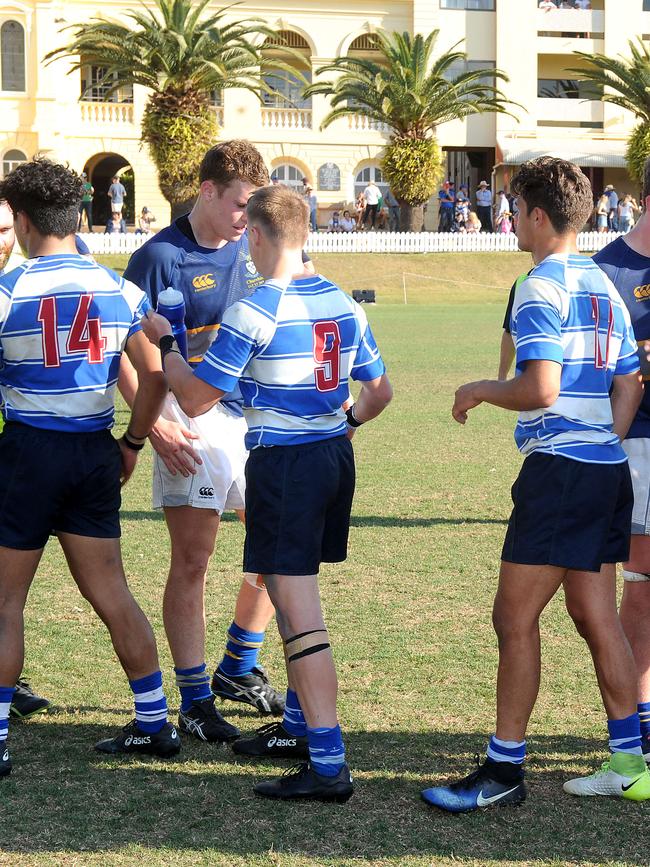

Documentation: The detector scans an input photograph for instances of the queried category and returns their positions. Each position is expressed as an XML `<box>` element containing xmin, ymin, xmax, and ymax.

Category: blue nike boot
<box><xmin>421</xmin><ymin>756</ymin><xmax>526</xmax><ymax>813</ymax></box>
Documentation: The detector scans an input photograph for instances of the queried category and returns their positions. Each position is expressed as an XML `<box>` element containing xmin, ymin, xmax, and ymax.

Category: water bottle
<box><xmin>156</xmin><ymin>287</ymin><xmax>187</xmax><ymax>361</ymax></box>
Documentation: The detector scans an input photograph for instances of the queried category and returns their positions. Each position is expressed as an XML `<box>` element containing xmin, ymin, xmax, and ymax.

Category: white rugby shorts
<box><xmin>152</xmin><ymin>393</ymin><xmax>247</xmax><ymax>513</ymax></box>
<box><xmin>623</xmin><ymin>437</ymin><xmax>650</xmax><ymax>536</ymax></box>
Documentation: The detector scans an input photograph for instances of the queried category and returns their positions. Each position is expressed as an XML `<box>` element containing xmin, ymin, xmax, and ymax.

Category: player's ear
<box><xmin>200</xmin><ymin>179</ymin><xmax>217</xmax><ymax>201</ymax></box>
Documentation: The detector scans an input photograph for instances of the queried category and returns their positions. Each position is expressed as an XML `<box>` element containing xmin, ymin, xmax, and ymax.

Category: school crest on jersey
<box><xmin>245</xmin><ymin>258</ymin><xmax>256</xmax><ymax>275</ymax></box>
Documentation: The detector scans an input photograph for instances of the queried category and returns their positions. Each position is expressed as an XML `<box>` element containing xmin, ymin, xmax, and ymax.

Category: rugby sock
<box><xmin>0</xmin><ymin>686</ymin><xmax>15</xmax><ymax>745</ymax></box>
<box><xmin>608</xmin><ymin>713</ymin><xmax>643</xmax><ymax>756</ymax></box>
<box><xmin>174</xmin><ymin>663</ymin><xmax>212</xmax><ymax>713</ymax></box>
<box><xmin>638</xmin><ymin>701</ymin><xmax>650</xmax><ymax>743</ymax></box>
<box><xmin>307</xmin><ymin>724</ymin><xmax>346</xmax><ymax>777</ymax></box>
<box><xmin>130</xmin><ymin>671</ymin><xmax>167</xmax><ymax>734</ymax></box>
<box><xmin>282</xmin><ymin>689</ymin><xmax>306</xmax><ymax>736</ymax></box>
<box><xmin>486</xmin><ymin>735</ymin><xmax>526</xmax><ymax>764</ymax></box>
<box><xmin>218</xmin><ymin>622</ymin><xmax>265</xmax><ymax>678</ymax></box>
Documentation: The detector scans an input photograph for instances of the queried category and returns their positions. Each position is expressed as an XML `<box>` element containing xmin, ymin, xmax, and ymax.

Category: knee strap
<box><xmin>284</xmin><ymin>629</ymin><xmax>330</xmax><ymax>663</ymax></box>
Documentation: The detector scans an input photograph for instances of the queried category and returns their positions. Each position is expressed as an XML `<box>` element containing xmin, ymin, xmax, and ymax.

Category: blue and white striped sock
<box><xmin>218</xmin><ymin>622</ymin><xmax>265</xmax><ymax>678</ymax></box>
<box><xmin>0</xmin><ymin>686</ymin><xmax>15</xmax><ymax>745</ymax></box>
<box><xmin>130</xmin><ymin>671</ymin><xmax>168</xmax><ymax>734</ymax></box>
<box><xmin>282</xmin><ymin>689</ymin><xmax>306</xmax><ymax>736</ymax></box>
<box><xmin>174</xmin><ymin>663</ymin><xmax>212</xmax><ymax>713</ymax></box>
<box><xmin>608</xmin><ymin>713</ymin><xmax>642</xmax><ymax>755</ymax></box>
<box><xmin>307</xmin><ymin>724</ymin><xmax>346</xmax><ymax>777</ymax></box>
<box><xmin>638</xmin><ymin>702</ymin><xmax>650</xmax><ymax>744</ymax></box>
<box><xmin>487</xmin><ymin>735</ymin><xmax>526</xmax><ymax>764</ymax></box>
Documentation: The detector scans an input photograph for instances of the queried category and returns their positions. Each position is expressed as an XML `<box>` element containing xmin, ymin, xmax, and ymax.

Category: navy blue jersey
<box><xmin>124</xmin><ymin>218</ymin><xmax>265</xmax><ymax>415</ymax></box>
<box><xmin>594</xmin><ymin>237</ymin><xmax>650</xmax><ymax>439</ymax></box>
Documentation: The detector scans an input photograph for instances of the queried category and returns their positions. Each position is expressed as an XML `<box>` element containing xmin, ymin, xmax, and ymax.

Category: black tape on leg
<box><xmin>288</xmin><ymin>643</ymin><xmax>331</xmax><ymax>663</ymax></box>
<box><xmin>284</xmin><ymin>628</ymin><xmax>330</xmax><ymax>663</ymax></box>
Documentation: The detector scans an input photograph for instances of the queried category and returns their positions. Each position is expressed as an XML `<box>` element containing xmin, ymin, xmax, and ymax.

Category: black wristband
<box><xmin>122</xmin><ymin>432</ymin><xmax>145</xmax><ymax>451</ymax></box>
<box><xmin>159</xmin><ymin>334</ymin><xmax>181</xmax><ymax>369</ymax></box>
<box><xmin>345</xmin><ymin>405</ymin><xmax>363</xmax><ymax>428</ymax></box>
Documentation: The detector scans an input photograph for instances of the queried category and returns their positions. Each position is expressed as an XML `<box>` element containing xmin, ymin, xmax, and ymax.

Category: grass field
<box><xmin>1</xmin><ymin>253</ymin><xmax>647</xmax><ymax>867</ymax></box>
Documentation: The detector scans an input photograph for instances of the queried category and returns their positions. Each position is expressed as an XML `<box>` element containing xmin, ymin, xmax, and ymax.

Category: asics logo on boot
<box><xmin>171</xmin><ymin>728</ymin><xmax>178</xmax><ymax>739</ymax></box>
<box><xmin>476</xmin><ymin>785</ymin><xmax>520</xmax><ymax>806</ymax></box>
<box><xmin>2</xmin><ymin>749</ymin><xmax>7</xmax><ymax>761</ymax></box>
<box><xmin>267</xmin><ymin>736</ymin><xmax>296</xmax><ymax>748</ymax></box>
<box><xmin>124</xmin><ymin>735</ymin><xmax>152</xmax><ymax>747</ymax></box>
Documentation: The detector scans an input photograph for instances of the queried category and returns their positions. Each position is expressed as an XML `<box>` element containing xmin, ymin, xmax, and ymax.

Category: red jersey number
<box><xmin>38</xmin><ymin>294</ymin><xmax>106</xmax><ymax>368</ymax></box>
<box><xmin>313</xmin><ymin>320</ymin><xmax>341</xmax><ymax>392</ymax></box>
<box><xmin>590</xmin><ymin>295</ymin><xmax>613</xmax><ymax>370</ymax></box>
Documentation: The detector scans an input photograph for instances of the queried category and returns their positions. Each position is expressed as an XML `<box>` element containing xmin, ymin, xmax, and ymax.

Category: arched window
<box><xmin>271</xmin><ymin>164</ymin><xmax>306</xmax><ymax>192</ymax></box>
<box><xmin>262</xmin><ymin>31</ymin><xmax>311</xmax><ymax>109</ymax></box>
<box><xmin>2</xmin><ymin>149</ymin><xmax>26</xmax><ymax>178</ymax></box>
<box><xmin>1</xmin><ymin>21</ymin><xmax>25</xmax><ymax>92</ymax></box>
<box><xmin>354</xmin><ymin>165</ymin><xmax>388</xmax><ymax>199</ymax></box>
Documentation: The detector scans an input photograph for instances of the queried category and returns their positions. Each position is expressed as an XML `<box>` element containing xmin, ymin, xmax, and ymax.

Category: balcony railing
<box><xmin>537</xmin><ymin>8</ymin><xmax>604</xmax><ymax>35</ymax></box>
<box><xmin>80</xmin><ymin>101</ymin><xmax>134</xmax><ymax>124</ymax></box>
<box><xmin>260</xmin><ymin>107</ymin><xmax>312</xmax><ymax>129</ymax></box>
<box><xmin>347</xmin><ymin>114</ymin><xmax>391</xmax><ymax>133</ymax></box>
<box><xmin>537</xmin><ymin>97</ymin><xmax>604</xmax><ymax>125</ymax></box>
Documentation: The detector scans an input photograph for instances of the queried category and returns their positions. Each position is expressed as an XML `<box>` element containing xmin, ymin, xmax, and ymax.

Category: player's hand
<box><xmin>118</xmin><ymin>436</ymin><xmax>139</xmax><ymax>486</ymax></box>
<box><xmin>149</xmin><ymin>416</ymin><xmax>201</xmax><ymax>477</ymax></box>
<box><xmin>452</xmin><ymin>382</ymin><xmax>483</xmax><ymax>424</ymax></box>
<box><xmin>141</xmin><ymin>309</ymin><xmax>172</xmax><ymax>345</ymax></box>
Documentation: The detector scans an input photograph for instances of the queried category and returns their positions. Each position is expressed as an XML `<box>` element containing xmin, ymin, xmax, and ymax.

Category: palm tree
<box><xmin>570</xmin><ymin>39</ymin><xmax>650</xmax><ymax>186</ymax></box>
<box><xmin>46</xmin><ymin>0</ymin><xmax>298</xmax><ymax>219</ymax></box>
<box><xmin>304</xmin><ymin>30</ymin><xmax>514</xmax><ymax>231</ymax></box>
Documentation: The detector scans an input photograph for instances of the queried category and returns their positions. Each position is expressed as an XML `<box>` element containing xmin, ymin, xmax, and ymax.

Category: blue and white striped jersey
<box><xmin>511</xmin><ymin>253</ymin><xmax>639</xmax><ymax>464</ymax></box>
<box><xmin>0</xmin><ymin>254</ymin><xmax>148</xmax><ymax>432</ymax></box>
<box><xmin>195</xmin><ymin>274</ymin><xmax>386</xmax><ymax>449</ymax></box>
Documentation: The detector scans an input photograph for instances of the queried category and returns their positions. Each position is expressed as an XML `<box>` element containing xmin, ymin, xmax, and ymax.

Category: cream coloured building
<box><xmin>0</xmin><ymin>0</ymin><xmax>646</xmax><ymax>228</ymax></box>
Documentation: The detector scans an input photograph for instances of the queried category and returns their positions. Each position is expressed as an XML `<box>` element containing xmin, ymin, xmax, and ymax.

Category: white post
<box><xmin>402</xmin><ymin>273</ymin><xmax>407</xmax><ymax>305</ymax></box>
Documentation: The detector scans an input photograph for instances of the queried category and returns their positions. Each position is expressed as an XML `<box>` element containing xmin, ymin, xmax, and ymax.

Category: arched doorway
<box><xmin>84</xmin><ymin>153</ymin><xmax>134</xmax><ymax>227</ymax></box>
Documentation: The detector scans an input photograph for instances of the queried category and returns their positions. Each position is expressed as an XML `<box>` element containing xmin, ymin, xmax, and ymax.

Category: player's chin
<box><xmin>228</xmin><ymin>227</ymin><xmax>246</xmax><ymax>240</ymax></box>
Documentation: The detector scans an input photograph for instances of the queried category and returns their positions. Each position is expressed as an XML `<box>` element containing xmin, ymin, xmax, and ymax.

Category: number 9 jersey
<box><xmin>195</xmin><ymin>274</ymin><xmax>385</xmax><ymax>449</ymax></box>
<box><xmin>0</xmin><ymin>254</ymin><xmax>148</xmax><ymax>432</ymax></box>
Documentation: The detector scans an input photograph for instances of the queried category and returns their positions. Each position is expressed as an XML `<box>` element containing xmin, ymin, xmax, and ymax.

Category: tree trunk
<box><xmin>399</xmin><ymin>202</ymin><xmax>425</xmax><ymax>233</ymax></box>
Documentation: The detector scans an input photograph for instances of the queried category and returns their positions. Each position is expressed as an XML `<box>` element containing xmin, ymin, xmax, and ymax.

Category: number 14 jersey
<box><xmin>195</xmin><ymin>274</ymin><xmax>385</xmax><ymax>449</ymax></box>
<box><xmin>0</xmin><ymin>254</ymin><xmax>148</xmax><ymax>432</ymax></box>
<box><xmin>511</xmin><ymin>253</ymin><xmax>639</xmax><ymax>464</ymax></box>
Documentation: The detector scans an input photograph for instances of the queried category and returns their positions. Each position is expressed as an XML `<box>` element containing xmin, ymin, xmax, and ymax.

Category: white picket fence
<box><xmin>78</xmin><ymin>230</ymin><xmax>623</xmax><ymax>256</ymax></box>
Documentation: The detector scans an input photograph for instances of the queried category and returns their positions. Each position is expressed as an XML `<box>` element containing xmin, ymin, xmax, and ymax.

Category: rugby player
<box><xmin>0</xmin><ymin>159</ymin><xmax>179</xmax><ymax>777</ymax></box>
<box><xmin>593</xmin><ymin>156</ymin><xmax>650</xmax><ymax>765</ymax></box>
<box><xmin>142</xmin><ymin>185</ymin><xmax>392</xmax><ymax>802</ymax></box>
<box><xmin>120</xmin><ymin>141</ymin><xmax>306</xmax><ymax>742</ymax></box>
<box><xmin>424</xmin><ymin>157</ymin><xmax>650</xmax><ymax>812</ymax></box>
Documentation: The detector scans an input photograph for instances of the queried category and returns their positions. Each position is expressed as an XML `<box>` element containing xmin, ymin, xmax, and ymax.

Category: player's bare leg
<box><xmin>620</xmin><ymin>534</ymin><xmax>650</xmax><ymax>759</ymax></box>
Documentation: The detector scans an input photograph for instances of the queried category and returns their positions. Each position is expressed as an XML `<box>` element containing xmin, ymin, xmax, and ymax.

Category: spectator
<box><xmin>327</xmin><ymin>211</ymin><xmax>342</xmax><ymax>232</ymax></box>
<box><xmin>605</xmin><ymin>184</ymin><xmax>619</xmax><ymax>231</ymax></box>
<box><xmin>384</xmin><ymin>189</ymin><xmax>400</xmax><ymax>231</ymax></box>
<box><xmin>306</xmin><ymin>186</ymin><xmax>318</xmax><ymax>231</ymax></box>
<box><xmin>596</xmin><ymin>193</ymin><xmax>610</xmax><ymax>233</ymax></box>
<box><xmin>455</xmin><ymin>192</ymin><xmax>470</xmax><ymax>231</ymax></box>
<box><xmin>466</xmin><ymin>211</ymin><xmax>482</xmax><ymax>234</ymax></box>
<box><xmin>618</xmin><ymin>194</ymin><xmax>635</xmax><ymax>234</ymax></box>
<box><xmin>105</xmin><ymin>210</ymin><xmax>126</xmax><ymax>234</ymax></box>
<box><xmin>438</xmin><ymin>182</ymin><xmax>455</xmax><ymax>232</ymax></box>
<box><xmin>108</xmin><ymin>175</ymin><xmax>127</xmax><ymax>216</ymax></box>
<box><xmin>496</xmin><ymin>209</ymin><xmax>513</xmax><ymax>235</ymax></box>
<box><xmin>78</xmin><ymin>172</ymin><xmax>94</xmax><ymax>232</ymax></box>
<box><xmin>476</xmin><ymin>180</ymin><xmax>493</xmax><ymax>232</ymax></box>
<box><xmin>355</xmin><ymin>192</ymin><xmax>366</xmax><ymax>229</ymax></box>
<box><xmin>362</xmin><ymin>179</ymin><xmax>381</xmax><ymax>229</ymax></box>
<box><xmin>340</xmin><ymin>210</ymin><xmax>356</xmax><ymax>232</ymax></box>
<box><xmin>538</xmin><ymin>0</ymin><xmax>557</xmax><ymax>8</ymax></box>
<box><xmin>135</xmin><ymin>207</ymin><xmax>156</xmax><ymax>235</ymax></box>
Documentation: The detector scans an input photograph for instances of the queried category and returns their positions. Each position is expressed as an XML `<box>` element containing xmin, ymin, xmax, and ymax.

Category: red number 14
<box><xmin>37</xmin><ymin>294</ymin><xmax>106</xmax><ymax>368</ymax></box>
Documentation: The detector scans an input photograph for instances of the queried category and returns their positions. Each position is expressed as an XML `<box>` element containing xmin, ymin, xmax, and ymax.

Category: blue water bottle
<box><xmin>156</xmin><ymin>287</ymin><xmax>188</xmax><ymax>361</ymax></box>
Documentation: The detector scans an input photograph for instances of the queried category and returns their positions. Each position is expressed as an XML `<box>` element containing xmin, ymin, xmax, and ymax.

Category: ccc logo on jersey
<box><xmin>192</xmin><ymin>273</ymin><xmax>216</xmax><ymax>291</ymax></box>
<box><xmin>634</xmin><ymin>284</ymin><xmax>650</xmax><ymax>300</ymax></box>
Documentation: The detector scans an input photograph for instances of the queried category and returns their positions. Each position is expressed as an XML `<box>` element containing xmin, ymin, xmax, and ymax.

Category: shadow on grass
<box><xmin>121</xmin><ymin>511</ymin><xmax>241</xmax><ymax>523</ymax></box>
<box><xmin>1</xmin><ymin>721</ymin><xmax>647</xmax><ymax>864</ymax></box>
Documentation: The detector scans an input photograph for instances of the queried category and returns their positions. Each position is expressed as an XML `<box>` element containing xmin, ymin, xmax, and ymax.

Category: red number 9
<box><xmin>313</xmin><ymin>320</ymin><xmax>341</xmax><ymax>392</ymax></box>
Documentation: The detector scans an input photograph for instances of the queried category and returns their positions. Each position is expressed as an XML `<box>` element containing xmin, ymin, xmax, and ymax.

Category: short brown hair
<box><xmin>199</xmin><ymin>140</ymin><xmax>269</xmax><ymax>190</ymax></box>
<box><xmin>641</xmin><ymin>156</ymin><xmax>650</xmax><ymax>204</ymax></box>
<box><xmin>246</xmin><ymin>186</ymin><xmax>309</xmax><ymax>248</ymax></box>
<box><xmin>511</xmin><ymin>156</ymin><xmax>593</xmax><ymax>234</ymax></box>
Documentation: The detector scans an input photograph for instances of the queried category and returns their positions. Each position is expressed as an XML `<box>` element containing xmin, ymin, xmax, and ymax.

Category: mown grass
<box><xmin>1</xmin><ymin>253</ymin><xmax>646</xmax><ymax>867</ymax></box>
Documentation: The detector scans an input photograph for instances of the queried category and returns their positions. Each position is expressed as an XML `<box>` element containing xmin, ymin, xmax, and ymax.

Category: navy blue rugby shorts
<box><xmin>0</xmin><ymin>422</ymin><xmax>122</xmax><ymax>550</ymax></box>
<box><xmin>502</xmin><ymin>451</ymin><xmax>632</xmax><ymax>572</ymax></box>
<box><xmin>243</xmin><ymin>435</ymin><xmax>355</xmax><ymax>576</ymax></box>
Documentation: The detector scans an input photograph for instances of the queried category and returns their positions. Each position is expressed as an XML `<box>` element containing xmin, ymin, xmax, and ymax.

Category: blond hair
<box><xmin>246</xmin><ymin>185</ymin><xmax>309</xmax><ymax>247</ymax></box>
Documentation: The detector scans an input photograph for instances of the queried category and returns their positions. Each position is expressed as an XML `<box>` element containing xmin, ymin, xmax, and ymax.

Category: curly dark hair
<box><xmin>199</xmin><ymin>140</ymin><xmax>269</xmax><ymax>191</ymax></box>
<box><xmin>0</xmin><ymin>158</ymin><xmax>83</xmax><ymax>238</ymax></box>
<box><xmin>511</xmin><ymin>157</ymin><xmax>593</xmax><ymax>235</ymax></box>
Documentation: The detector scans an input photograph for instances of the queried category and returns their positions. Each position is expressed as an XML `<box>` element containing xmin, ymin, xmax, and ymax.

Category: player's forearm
<box><xmin>164</xmin><ymin>351</ymin><xmax>223</xmax><ymax>418</ymax></box>
<box><xmin>353</xmin><ymin>374</ymin><xmax>393</xmax><ymax>423</ymax></box>
<box><xmin>497</xmin><ymin>332</ymin><xmax>516</xmax><ymax>381</ymax></box>
<box><xmin>118</xmin><ymin>353</ymin><xmax>138</xmax><ymax>409</ymax></box>
<box><xmin>128</xmin><ymin>371</ymin><xmax>167</xmax><ymax>439</ymax></box>
<box><xmin>611</xmin><ymin>374</ymin><xmax>643</xmax><ymax>441</ymax></box>
<box><xmin>471</xmin><ymin>372</ymin><xmax>559</xmax><ymax>412</ymax></box>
